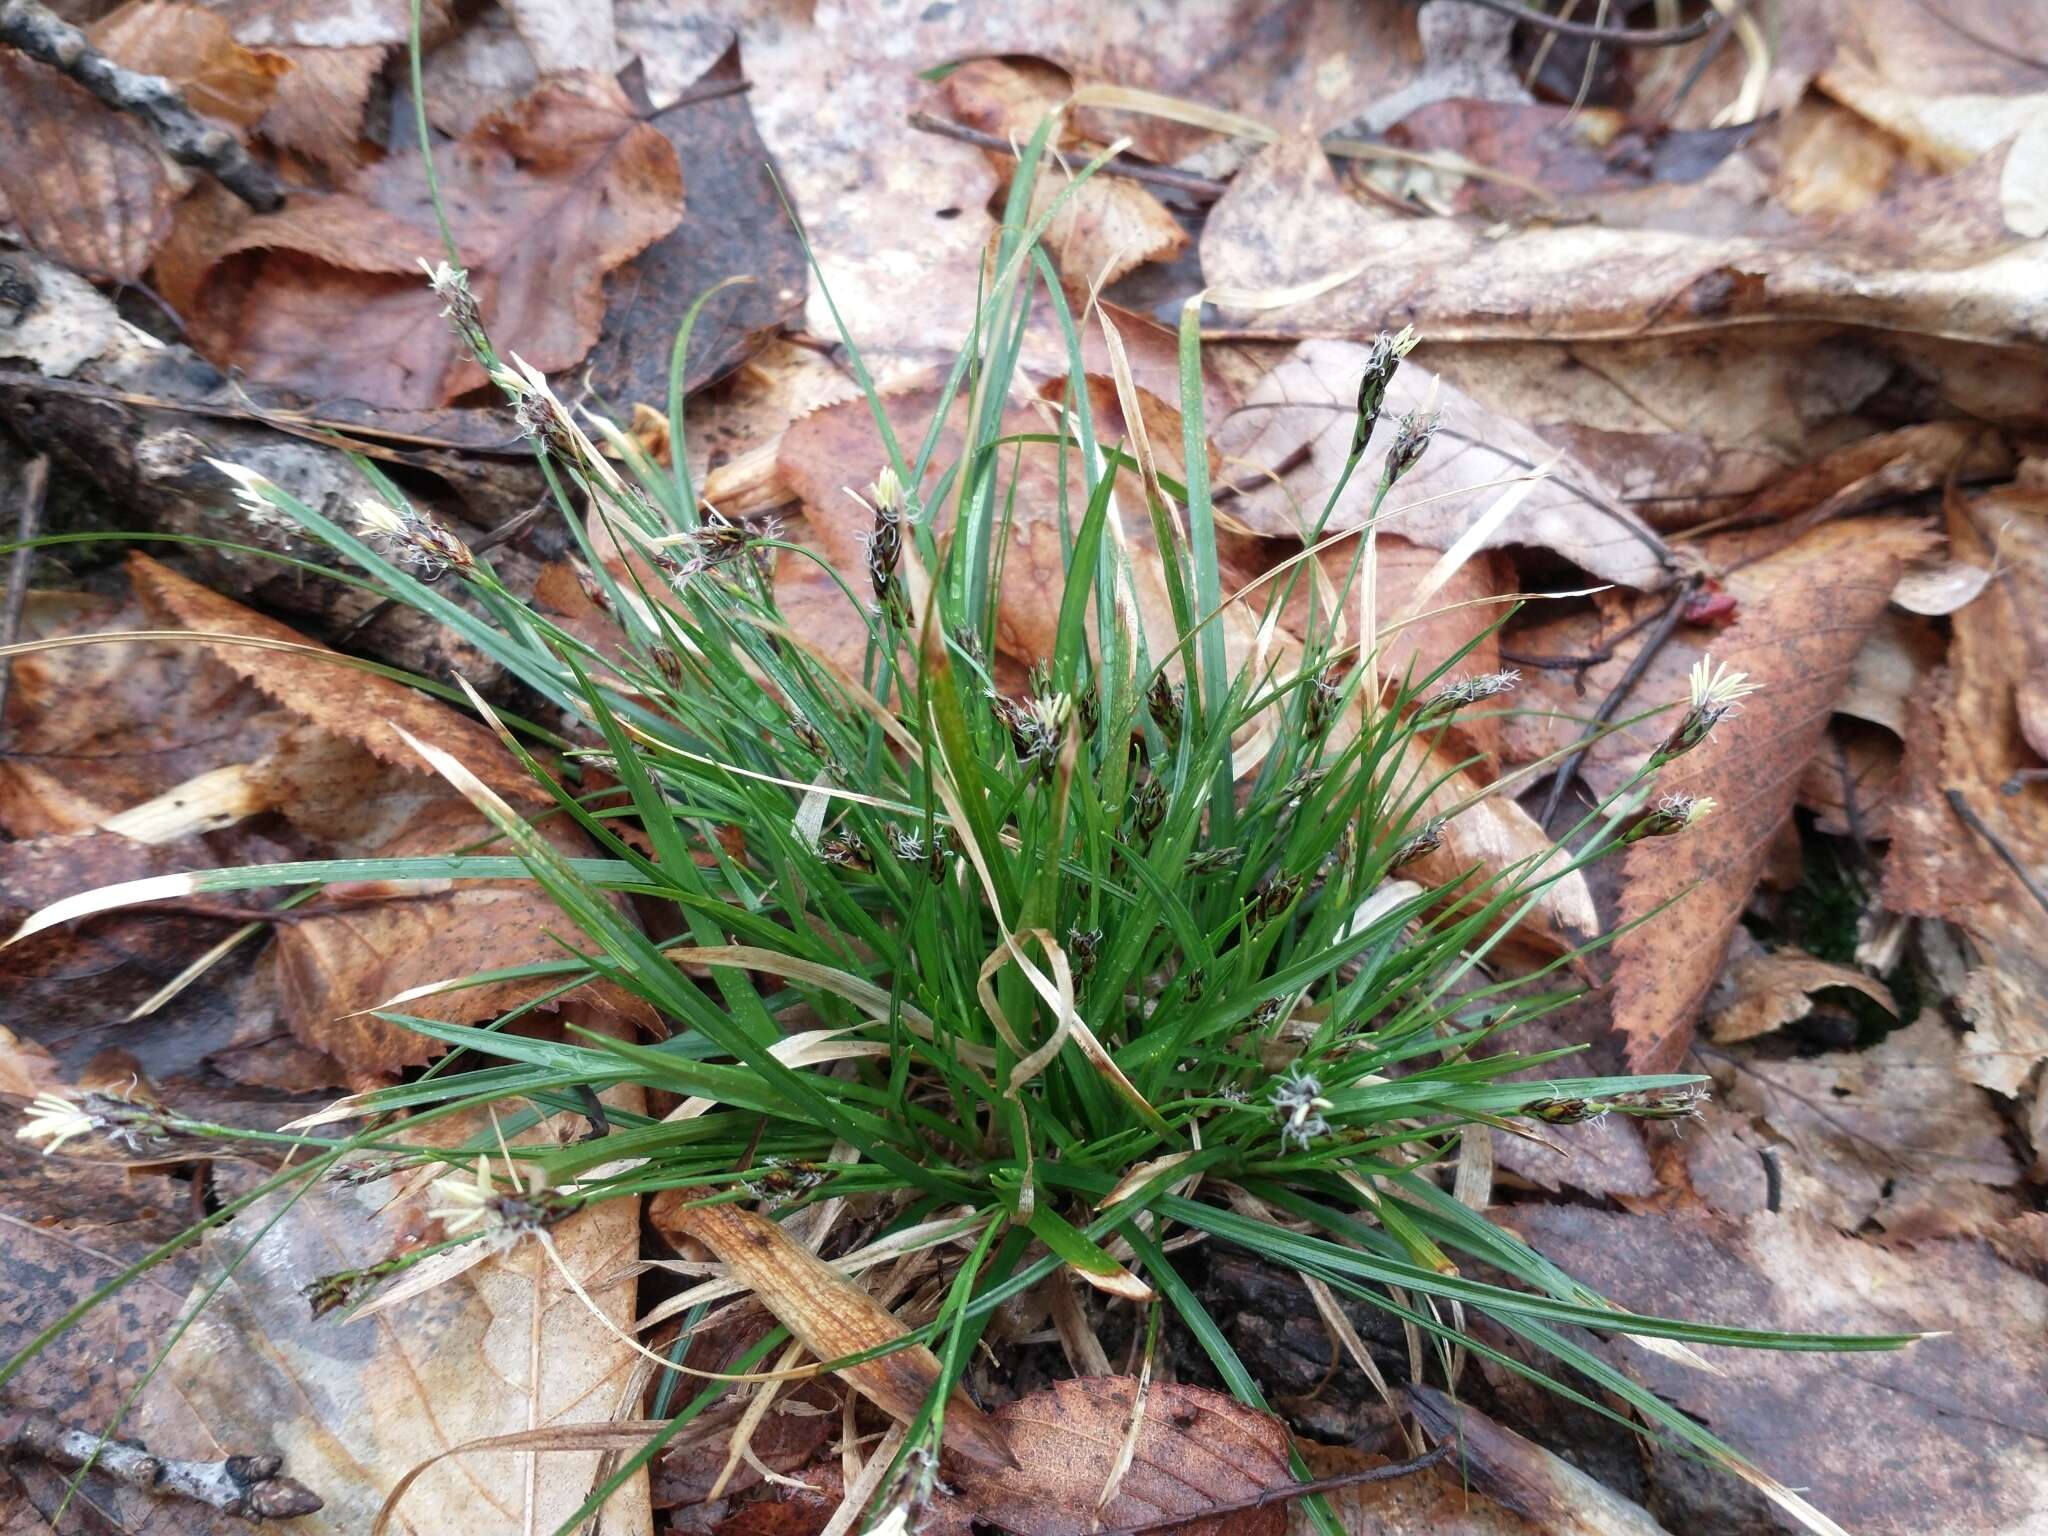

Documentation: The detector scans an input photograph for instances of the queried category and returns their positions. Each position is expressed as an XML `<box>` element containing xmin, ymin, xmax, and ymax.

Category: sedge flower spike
<box><xmin>16</xmin><ymin>1092</ymin><xmax>99</xmax><ymax>1156</ymax></box>
<box><xmin>1629</xmin><ymin>791</ymin><xmax>1717</xmax><ymax>842</ymax></box>
<box><xmin>1271</xmin><ymin>1066</ymin><xmax>1333</xmax><ymax>1150</ymax></box>
<box><xmin>1658</xmin><ymin>656</ymin><xmax>1760</xmax><ymax>762</ymax></box>
<box><xmin>1351</xmin><ymin>325</ymin><xmax>1419</xmax><ymax>458</ymax></box>
<box><xmin>355</xmin><ymin>499</ymin><xmax>475</xmax><ymax>580</ymax></box>
<box><xmin>1382</xmin><ymin>406</ymin><xmax>1441</xmax><ymax>487</ymax></box>
<box><xmin>418</xmin><ymin>258</ymin><xmax>489</xmax><ymax>363</ymax></box>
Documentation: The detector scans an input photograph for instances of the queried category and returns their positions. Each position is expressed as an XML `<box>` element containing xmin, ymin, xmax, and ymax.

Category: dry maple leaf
<box><xmin>177</xmin><ymin>74</ymin><xmax>681</xmax><ymax>407</ymax></box>
<box><xmin>1705</xmin><ymin>1014</ymin><xmax>2022</xmax><ymax>1236</ymax></box>
<box><xmin>1609</xmin><ymin>517</ymin><xmax>1938</xmax><ymax>1071</ymax></box>
<box><xmin>132</xmin><ymin>1063</ymin><xmax>650</xmax><ymax>1536</ymax></box>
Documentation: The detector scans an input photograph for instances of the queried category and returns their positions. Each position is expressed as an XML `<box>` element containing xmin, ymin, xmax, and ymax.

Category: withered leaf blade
<box><xmin>650</xmin><ymin>1193</ymin><xmax>1016</xmax><ymax>1471</ymax></box>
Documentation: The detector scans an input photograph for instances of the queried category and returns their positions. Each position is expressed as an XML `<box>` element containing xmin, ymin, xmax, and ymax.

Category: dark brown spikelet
<box><xmin>1148</xmin><ymin>674</ymin><xmax>1185</xmax><ymax>750</ymax></box>
<box><xmin>819</xmin><ymin>833</ymin><xmax>873</xmax><ymax>872</ymax></box>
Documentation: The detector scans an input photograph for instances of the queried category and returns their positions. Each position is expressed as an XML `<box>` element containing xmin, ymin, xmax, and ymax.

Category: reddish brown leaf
<box><xmin>258</xmin><ymin>43</ymin><xmax>386</xmax><ymax>169</ymax></box>
<box><xmin>953</xmin><ymin>1377</ymin><xmax>1290</xmax><ymax>1536</ymax></box>
<box><xmin>126</xmin><ymin>552</ymin><xmax>541</xmax><ymax>806</ymax></box>
<box><xmin>1610</xmin><ymin>518</ymin><xmax>1937</xmax><ymax>1070</ymax></box>
<box><xmin>88</xmin><ymin>1</ymin><xmax>292</xmax><ymax>129</ymax></box>
<box><xmin>267</xmin><ymin>798</ymin><xmax>651</xmax><ymax>1079</ymax></box>
<box><xmin>181</xmin><ymin>76</ymin><xmax>682</xmax><ymax>406</ymax></box>
<box><xmin>0</xmin><ymin>54</ymin><xmax>177</xmax><ymax>280</ymax></box>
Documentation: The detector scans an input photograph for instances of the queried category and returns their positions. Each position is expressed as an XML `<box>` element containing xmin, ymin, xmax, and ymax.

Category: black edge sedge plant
<box><xmin>5</xmin><ymin>106</ymin><xmax>1894</xmax><ymax>1536</ymax></box>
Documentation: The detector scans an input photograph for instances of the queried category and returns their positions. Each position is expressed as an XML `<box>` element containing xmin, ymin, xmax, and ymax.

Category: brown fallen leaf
<box><xmin>1425</xmin><ymin>349</ymin><xmax>2010</xmax><ymax>532</ymax></box>
<box><xmin>583</xmin><ymin>43</ymin><xmax>806</xmax><ymax>415</ymax></box>
<box><xmin>1385</xmin><ymin>100</ymin><xmax>1755</xmax><ymax>212</ymax></box>
<box><xmin>0</xmin><ymin>1133</ymin><xmax>259</xmax><ymax>1533</ymax></box>
<box><xmin>940</xmin><ymin>58</ymin><xmax>1188</xmax><ymax>293</ymax></box>
<box><xmin>1706</xmin><ymin>950</ymin><xmax>1896</xmax><ymax>1044</ymax></box>
<box><xmin>88</xmin><ymin>1</ymin><xmax>291</xmax><ymax>129</ymax></box>
<box><xmin>1700</xmin><ymin>1013</ymin><xmax>2022</xmax><ymax>1236</ymax></box>
<box><xmin>1200</xmin><ymin>130</ymin><xmax>2048</xmax><ymax>349</ymax></box>
<box><xmin>131</xmin><ymin>1072</ymin><xmax>650</xmax><ymax>1536</ymax></box>
<box><xmin>952</xmin><ymin>1377</ymin><xmax>1290</xmax><ymax>1536</ymax></box>
<box><xmin>1500</xmin><ymin>1206</ymin><xmax>2048</xmax><ymax>1536</ymax></box>
<box><xmin>259</xmin><ymin>43</ymin><xmax>387</xmax><ymax>169</ymax></box>
<box><xmin>127</xmin><ymin>551</ymin><xmax>541</xmax><ymax>806</ymax></box>
<box><xmin>649</xmin><ymin>1193</ymin><xmax>1014</xmax><ymax>1472</ymax></box>
<box><xmin>1591</xmin><ymin>518</ymin><xmax>1937</xmax><ymax>1070</ymax></box>
<box><xmin>1820</xmin><ymin>0</ymin><xmax>2048</xmax><ymax>225</ymax></box>
<box><xmin>174</xmin><ymin>75</ymin><xmax>681</xmax><ymax>407</ymax></box>
<box><xmin>1881</xmin><ymin>483</ymin><xmax>2048</xmax><ymax>1101</ymax></box>
<box><xmin>0</xmin><ymin>828</ymin><xmax>295</xmax><ymax>1084</ymax></box>
<box><xmin>0</xmin><ymin>53</ymin><xmax>178</xmax><ymax>280</ymax></box>
<box><xmin>1211</xmin><ymin>338</ymin><xmax>1673</xmax><ymax>590</ymax></box>
<box><xmin>267</xmin><ymin>797</ymin><xmax>651</xmax><ymax>1081</ymax></box>
<box><xmin>0</xmin><ymin>590</ymin><xmax>294</xmax><ymax>838</ymax></box>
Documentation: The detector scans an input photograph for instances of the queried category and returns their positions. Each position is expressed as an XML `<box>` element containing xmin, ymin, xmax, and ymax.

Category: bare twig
<box><xmin>0</xmin><ymin>1410</ymin><xmax>322</xmax><ymax>1521</ymax></box>
<box><xmin>907</xmin><ymin>110</ymin><xmax>1230</xmax><ymax>202</ymax></box>
<box><xmin>0</xmin><ymin>0</ymin><xmax>283</xmax><ymax>211</ymax></box>
<box><xmin>1093</xmin><ymin>1441</ymin><xmax>1453</xmax><ymax>1535</ymax></box>
<box><xmin>1442</xmin><ymin>0</ymin><xmax>1721</xmax><ymax>47</ymax></box>
<box><xmin>1537</xmin><ymin>577</ymin><xmax>1697</xmax><ymax>830</ymax></box>
<box><xmin>0</xmin><ymin>456</ymin><xmax>49</xmax><ymax>728</ymax></box>
<box><xmin>1944</xmin><ymin>788</ymin><xmax>2048</xmax><ymax>917</ymax></box>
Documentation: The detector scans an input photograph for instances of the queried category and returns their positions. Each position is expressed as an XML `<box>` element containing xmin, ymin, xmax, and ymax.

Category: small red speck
<box><xmin>1681</xmin><ymin>582</ymin><xmax>1738</xmax><ymax>628</ymax></box>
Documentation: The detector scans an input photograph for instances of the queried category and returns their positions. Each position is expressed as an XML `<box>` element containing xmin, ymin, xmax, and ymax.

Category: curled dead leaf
<box><xmin>1707</xmin><ymin>951</ymin><xmax>1896</xmax><ymax>1044</ymax></box>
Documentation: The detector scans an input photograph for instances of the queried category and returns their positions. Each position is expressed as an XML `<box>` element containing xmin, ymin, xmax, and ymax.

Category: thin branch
<box><xmin>0</xmin><ymin>456</ymin><xmax>47</xmax><ymax>727</ymax></box>
<box><xmin>0</xmin><ymin>1410</ymin><xmax>322</xmax><ymax>1521</ymax></box>
<box><xmin>1944</xmin><ymin>788</ymin><xmax>2048</xmax><ymax>917</ymax></box>
<box><xmin>0</xmin><ymin>0</ymin><xmax>283</xmax><ymax>211</ymax></box>
<box><xmin>907</xmin><ymin>110</ymin><xmax>1230</xmax><ymax>202</ymax></box>
<box><xmin>1537</xmin><ymin>577</ymin><xmax>1696</xmax><ymax>829</ymax></box>
<box><xmin>1441</xmin><ymin>0</ymin><xmax>1722</xmax><ymax>47</ymax></box>
<box><xmin>1094</xmin><ymin>1441</ymin><xmax>1453</xmax><ymax>1535</ymax></box>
